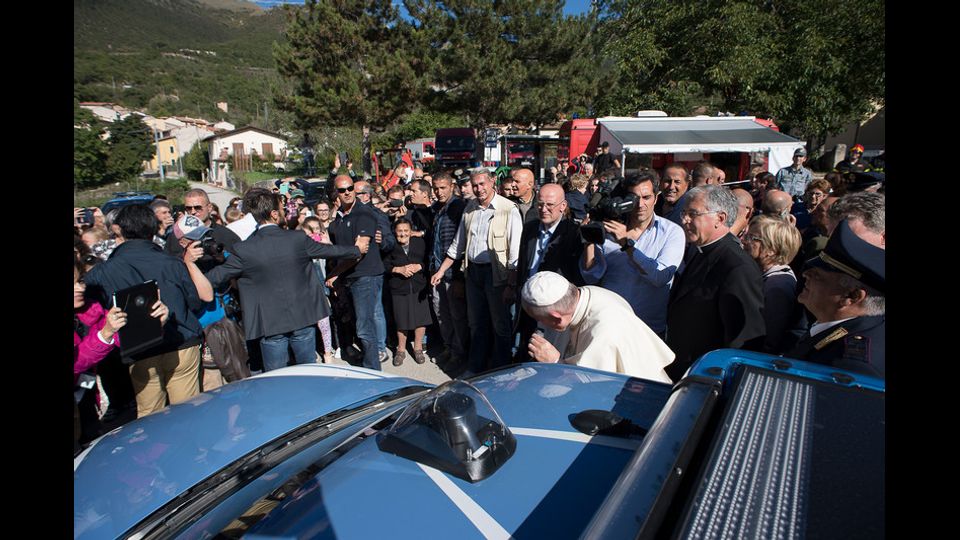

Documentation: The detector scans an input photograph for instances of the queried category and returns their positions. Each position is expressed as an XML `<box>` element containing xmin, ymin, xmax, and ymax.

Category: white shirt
<box><xmin>447</xmin><ymin>198</ymin><xmax>522</xmax><ymax>269</ymax></box>
<box><xmin>809</xmin><ymin>317</ymin><xmax>856</xmax><ymax>337</ymax></box>
<box><xmin>227</xmin><ymin>213</ymin><xmax>257</xmax><ymax>241</ymax></box>
<box><xmin>529</xmin><ymin>220</ymin><xmax>562</xmax><ymax>273</ymax></box>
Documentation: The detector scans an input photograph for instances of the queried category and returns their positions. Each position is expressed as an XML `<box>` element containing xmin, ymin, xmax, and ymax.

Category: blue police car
<box><xmin>100</xmin><ymin>191</ymin><xmax>155</xmax><ymax>214</ymax></box>
<box><xmin>74</xmin><ymin>351</ymin><xmax>884</xmax><ymax>539</ymax></box>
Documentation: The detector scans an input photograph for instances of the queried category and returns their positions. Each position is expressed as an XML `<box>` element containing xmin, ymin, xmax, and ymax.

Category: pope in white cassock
<box><xmin>521</xmin><ymin>271</ymin><xmax>674</xmax><ymax>383</ymax></box>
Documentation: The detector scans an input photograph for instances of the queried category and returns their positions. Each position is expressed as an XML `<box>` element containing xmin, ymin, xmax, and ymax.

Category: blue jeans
<box><xmin>465</xmin><ymin>264</ymin><xmax>513</xmax><ymax>373</ymax></box>
<box><xmin>260</xmin><ymin>325</ymin><xmax>317</xmax><ymax>372</ymax></box>
<box><xmin>348</xmin><ymin>275</ymin><xmax>384</xmax><ymax>371</ymax></box>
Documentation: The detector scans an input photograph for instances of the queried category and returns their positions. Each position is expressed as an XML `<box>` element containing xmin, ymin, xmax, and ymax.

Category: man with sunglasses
<box><xmin>165</xmin><ymin>188</ymin><xmax>241</xmax><ymax>267</ymax></box>
<box><xmin>327</xmin><ymin>175</ymin><xmax>394</xmax><ymax>369</ymax></box>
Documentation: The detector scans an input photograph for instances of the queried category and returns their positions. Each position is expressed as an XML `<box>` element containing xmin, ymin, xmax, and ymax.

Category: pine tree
<box><xmin>404</xmin><ymin>0</ymin><xmax>606</xmax><ymax>153</ymax></box>
<box><xmin>273</xmin><ymin>0</ymin><xmax>421</xmax><ymax>174</ymax></box>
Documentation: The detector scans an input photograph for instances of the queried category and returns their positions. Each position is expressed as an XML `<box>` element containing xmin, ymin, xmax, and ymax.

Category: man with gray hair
<box><xmin>521</xmin><ymin>271</ymin><xmax>673</xmax><ymax>382</ymax></box>
<box><xmin>786</xmin><ymin>219</ymin><xmax>885</xmax><ymax>377</ymax></box>
<box><xmin>665</xmin><ymin>185</ymin><xmax>765</xmax><ymax>381</ymax></box>
<box><xmin>431</xmin><ymin>169</ymin><xmax>523</xmax><ymax>373</ymax></box>
<box><xmin>826</xmin><ymin>191</ymin><xmax>884</xmax><ymax>249</ymax></box>
<box><xmin>150</xmin><ymin>199</ymin><xmax>174</xmax><ymax>246</ymax></box>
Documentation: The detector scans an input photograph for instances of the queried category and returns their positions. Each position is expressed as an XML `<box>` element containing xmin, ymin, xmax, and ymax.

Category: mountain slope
<box><xmin>74</xmin><ymin>0</ymin><xmax>289</xmax><ymax>127</ymax></box>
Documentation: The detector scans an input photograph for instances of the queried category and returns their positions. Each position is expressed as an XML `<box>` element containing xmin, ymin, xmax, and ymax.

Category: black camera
<box><xmin>199</xmin><ymin>232</ymin><xmax>224</xmax><ymax>259</ymax></box>
<box><xmin>81</xmin><ymin>208</ymin><xmax>95</xmax><ymax>226</ymax></box>
<box><xmin>580</xmin><ymin>177</ymin><xmax>638</xmax><ymax>244</ymax></box>
<box><xmin>388</xmin><ymin>198</ymin><xmax>405</xmax><ymax>208</ymax></box>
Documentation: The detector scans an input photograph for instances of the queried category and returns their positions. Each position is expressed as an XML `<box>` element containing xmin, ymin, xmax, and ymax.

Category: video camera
<box><xmin>580</xmin><ymin>177</ymin><xmax>639</xmax><ymax>244</ymax></box>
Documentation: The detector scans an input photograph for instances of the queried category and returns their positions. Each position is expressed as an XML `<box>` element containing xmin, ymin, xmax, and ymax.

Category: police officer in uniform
<box><xmin>786</xmin><ymin>219</ymin><xmax>885</xmax><ymax>377</ymax></box>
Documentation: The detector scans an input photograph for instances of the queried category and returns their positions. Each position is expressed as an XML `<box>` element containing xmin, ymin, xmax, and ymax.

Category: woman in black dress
<box><xmin>384</xmin><ymin>219</ymin><xmax>433</xmax><ymax>366</ymax></box>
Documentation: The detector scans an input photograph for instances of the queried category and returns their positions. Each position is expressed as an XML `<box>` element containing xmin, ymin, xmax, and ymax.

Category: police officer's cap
<box><xmin>805</xmin><ymin>219</ymin><xmax>885</xmax><ymax>293</ymax></box>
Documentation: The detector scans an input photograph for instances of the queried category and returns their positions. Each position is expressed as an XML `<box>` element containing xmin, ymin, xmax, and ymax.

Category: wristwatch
<box><xmin>621</xmin><ymin>238</ymin><xmax>635</xmax><ymax>252</ymax></box>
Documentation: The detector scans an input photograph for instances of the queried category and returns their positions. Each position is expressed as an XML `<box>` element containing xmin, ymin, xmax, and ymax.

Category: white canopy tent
<box><xmin>597</xmin><ymin>116</ymin><xmax>805</xmax><ymax>175</ymax></box>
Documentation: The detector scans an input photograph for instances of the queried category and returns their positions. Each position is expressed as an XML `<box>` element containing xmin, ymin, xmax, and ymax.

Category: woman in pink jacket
<box><xmin>74</xmin><ymin>259</ymin><xmax>168</xmax><ymax>451</ymax></box>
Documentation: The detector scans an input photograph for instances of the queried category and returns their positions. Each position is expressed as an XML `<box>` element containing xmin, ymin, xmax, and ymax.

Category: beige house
<box><xmin>205</xmin><ymin>126</ymin><xmax>288</xmax><ymax>186</ymax></box>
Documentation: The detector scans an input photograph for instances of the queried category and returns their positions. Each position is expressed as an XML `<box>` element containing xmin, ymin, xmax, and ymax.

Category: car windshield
<box><xmin>437</xmin><ymin>136</ymin><xmax>474</xmax><ymax>151</ymax></box>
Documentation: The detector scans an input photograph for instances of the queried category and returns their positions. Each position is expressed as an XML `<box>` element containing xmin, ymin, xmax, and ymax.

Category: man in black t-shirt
<box><xmin>593</xmin><ymin>141</ymin><xmax>621</xmax><ymax>175</ymax></box>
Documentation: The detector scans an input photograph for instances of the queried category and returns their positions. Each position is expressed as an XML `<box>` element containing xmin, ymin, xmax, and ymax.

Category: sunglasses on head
<box><xmin>337</xmin><ymin>186</ymin><xmax>355</xmax><ymax>193</ymax></box>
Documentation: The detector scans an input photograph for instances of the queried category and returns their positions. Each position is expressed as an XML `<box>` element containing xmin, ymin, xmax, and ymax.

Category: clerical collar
<box><xmin>694</xmin><ymin>232</ymin><xmax>729</xmax><ymax>254</ymax></box>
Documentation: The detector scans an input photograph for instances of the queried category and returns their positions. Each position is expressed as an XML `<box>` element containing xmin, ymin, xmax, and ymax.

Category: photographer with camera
<box><xmin>579</xmin><ymin>170</ymin><xmax>686</xmax><ymax>339</ymax></box>
<box><xmin>165</xmin><ymin>189</ymin><xmax>241</xmax><ymax>267</ymax></box>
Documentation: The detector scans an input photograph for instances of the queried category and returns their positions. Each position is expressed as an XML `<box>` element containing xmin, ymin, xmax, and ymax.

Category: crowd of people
<box><xmin>73</xmin><ymin>145</ymin><xmax>886</xmax><ymax>454</ymax></box>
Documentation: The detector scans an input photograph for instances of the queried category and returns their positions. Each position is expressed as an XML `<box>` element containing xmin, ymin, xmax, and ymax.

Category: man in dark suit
<box><xmin>196</xmin><ymin>188</ymin><xmax>365</xmax><ymax>372</ymax></box>
<box><xmin>786</xmin><ymin>219</ymin><xmax>885</xmax><ymax>377</ymax></box>
<box><xmin>665</xmin><ymin>185</ymin><xmax>765</xmax><ymax>382</ymax></box>
<box><xmin>514</xmin><ymin>183</ymin><xmax>585</xmax><ymax>361</ymax></box>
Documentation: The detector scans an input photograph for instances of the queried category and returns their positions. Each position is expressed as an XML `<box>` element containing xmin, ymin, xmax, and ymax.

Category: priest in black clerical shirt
<box><xmin>665</xmin><ymin>185</ymin><xmax>766</xmax><ymax>382</ymax></box>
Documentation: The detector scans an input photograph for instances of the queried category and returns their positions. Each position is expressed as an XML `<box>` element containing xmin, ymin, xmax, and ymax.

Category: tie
<box><xmin>531</xmin><ymin>228</ymin><xmax>551</xmax><ymax>273</ymax></box>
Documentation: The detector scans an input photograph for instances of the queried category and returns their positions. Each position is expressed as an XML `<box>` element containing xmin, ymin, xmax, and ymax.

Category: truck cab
<box><xmin>435</xmin><ymin>127</ymin><xmax>477</xmax><ymax>169</ymax></box>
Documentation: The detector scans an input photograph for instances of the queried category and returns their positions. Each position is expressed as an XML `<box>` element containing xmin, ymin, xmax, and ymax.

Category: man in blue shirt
<box><xmin>580</xmin><ymin>170</ymin><xmax>686</xmax><ymax>338</ymax></box>
<box><xmin>776</xmin><ymin>148</ymin><xmax>814</xmax><ymax>198</ymax></box>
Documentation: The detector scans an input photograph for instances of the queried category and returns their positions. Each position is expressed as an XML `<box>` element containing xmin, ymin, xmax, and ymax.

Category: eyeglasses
<box><xmin>682</xmin><ymin>209</ymin><xmax>719</xmax><ymax>219</ymax></box>
<box><xmin>185</xmin><ymin>205</ymin><xmax>205</xmax><ymax>212</ymax></box>
<box><xmin>336</xmin><ymin>186</ymin><xmax>355</xmax><ymax>193</ymax></box>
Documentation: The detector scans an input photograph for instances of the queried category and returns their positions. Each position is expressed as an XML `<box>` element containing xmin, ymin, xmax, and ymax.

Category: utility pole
<box><xmin>156</xmin><ymin>128</ymin><xmax>166</xmax><ymax>182</ymax></box>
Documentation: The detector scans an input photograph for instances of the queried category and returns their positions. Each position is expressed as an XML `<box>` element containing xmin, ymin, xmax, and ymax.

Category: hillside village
<box><xmin>79</xmin><ymin>101</ymin><xmax>291</xmax><ymax>189</ymax></box>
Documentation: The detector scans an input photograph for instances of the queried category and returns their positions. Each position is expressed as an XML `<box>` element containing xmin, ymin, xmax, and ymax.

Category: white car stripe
<box><xmin>417</xmin><ymin>463</ymin><xmax>514</xmax><ymax>540</ymax></box>
<box><xmin>510</xmin><ymin>427</ymin><xmax>642</xmax><ymax>451</ymax></box>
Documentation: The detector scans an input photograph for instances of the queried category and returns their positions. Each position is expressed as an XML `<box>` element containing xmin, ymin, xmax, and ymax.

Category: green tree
<box><xmin>597</xmin><ymin>0</ymin><xmax>884</xmax><ymax>151</ymax></box>
<box><xmin>273</xmin><ymin>0</ymin><xmax>421</xmax><ymax>174</ymax></box>
<box><xmin>106</xmin><ymin>115</ymin><xmax>155</xmax><ymax>183</ymax></box>
<box><xmin>183</xmin><ymin>143</ymin><xmax>208</xmax><ymax>182</ymax></box>
<box><xmin>390</xmin><ymin>109</ymin><xmax>465</xmax><ymax>145</ymax></box>
<box><xmin>74</xmin><ymin>103</ymin><xmax>109</xmax><ymax>189</ymax></box>
<box><xmin>404</xmin><ymin>0</ymin><xmax>606</xmax><ymax>152</ymax></box>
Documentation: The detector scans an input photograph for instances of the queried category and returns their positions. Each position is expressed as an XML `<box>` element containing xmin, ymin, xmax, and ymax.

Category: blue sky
<box><xmin>250</xmin><ymin>1</ymin><xmax>594</xmax><ymax>17</ymax></box>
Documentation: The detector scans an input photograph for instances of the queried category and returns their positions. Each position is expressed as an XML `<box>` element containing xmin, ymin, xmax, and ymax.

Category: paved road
<box><xmin>191</xmin><ymin>181</ymin><xmax>240</xmax><ymax>213</ymax></box>
<box><xmin>323</xmin><ymin>347</ymin><xmax>453</xmax><ymax>385</ymax></box>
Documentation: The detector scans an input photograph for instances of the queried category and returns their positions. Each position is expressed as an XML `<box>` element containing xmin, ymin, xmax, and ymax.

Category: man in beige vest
<box><xmin>431</xmin><ymin>169</ymin><xmax>522</xmax><ymax>375</ymax></box>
